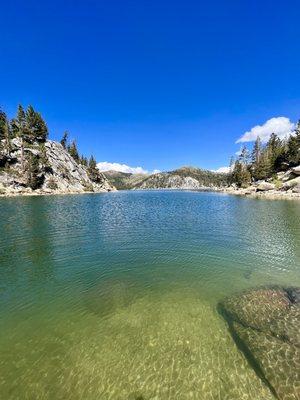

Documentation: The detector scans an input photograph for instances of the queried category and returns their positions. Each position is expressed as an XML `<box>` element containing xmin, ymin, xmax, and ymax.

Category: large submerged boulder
<box><xmin>219</xmin><ymin>287</ymin><xmax>300</xmax><ymax>400</ymax></box>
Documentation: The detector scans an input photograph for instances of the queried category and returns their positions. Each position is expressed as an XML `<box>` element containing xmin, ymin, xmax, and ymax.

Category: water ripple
<box><xmin>0</xmin><ymin>191</ymin><xmax>300</xmax><ymax>399</ymax></box>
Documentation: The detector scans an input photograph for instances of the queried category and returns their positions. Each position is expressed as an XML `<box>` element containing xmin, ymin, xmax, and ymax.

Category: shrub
<box><xmin>47</xmin><ymin>177</ymin><xmax>58</xmax><ymax>190</ymax></box>
<box><xmin>82</xmin><ymin>181</ymin><xmax>94</xmax><ymax>192</ymax></box>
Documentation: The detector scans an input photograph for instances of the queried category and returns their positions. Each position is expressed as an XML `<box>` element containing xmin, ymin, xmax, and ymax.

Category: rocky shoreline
<box><xmin>1</xmin><ymin>184</ymin><xmax>300</xmax><ymax>200</ymax></box>
<box><xmin>222</xmin><ymin>165</ymin><xmax>300</xmax><ymax>200</ymax></box>
<box><xmin>222</xmin><ymin>186</ymin><xmax>300</xmax><ymax>200</ymax></box>
<box><xmin>0</xmin><ymin>187</ymin><xmax>114</xmax><ymax>198</ymax></box>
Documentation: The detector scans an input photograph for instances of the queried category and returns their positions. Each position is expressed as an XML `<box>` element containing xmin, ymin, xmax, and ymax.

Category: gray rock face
<box><xmin>219</xmin><ymin>287</ymin><xmax>300</xmax><ymax>400</ymax></box>
<box><xmin>292</xmin><ymin>166</ymin><xmax>300</xmax><ymax>176</ymax></box>
<box><xmin>139</xmin><ymin>175</ymin><xmax>205</xmax><ymax>190</ymax></box>
<box><xmin>44</xmin><ymin>141</ymin><xmax>113</xmax><ymax>193</ymax></box>
<box><xmin>0</xmin><ymin>139</ymin><xmax>115</xmax><ymax>195</ymax></box>
<box><xmin>256</xmin><ymin>182</ymin><xmax>276</xmax><ymax>191</ymax></box>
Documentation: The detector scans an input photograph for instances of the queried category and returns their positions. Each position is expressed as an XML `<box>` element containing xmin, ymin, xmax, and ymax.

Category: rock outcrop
<box><xmin>0</xmin><ymin>138</ymin><xmax>115</xmax><ymax>196</ymax></box>
<box><xmin>292</xmin><ymin>166</ymin><xmax>300</xmax><ymax>176</ymax></box>
<box><xmin>256</xmin><ymin>182</ymin><xmax>276</xmax><ymax>192</ymax></box>
<box><xmin>219</xmin><ymin>287</ymin><xmax>300</xmax><ymax>400</ymax></box>
<box><xmin>282</xmin><ymin>176</ymin><xmax>300</xmax><ymax>191</ymax></box>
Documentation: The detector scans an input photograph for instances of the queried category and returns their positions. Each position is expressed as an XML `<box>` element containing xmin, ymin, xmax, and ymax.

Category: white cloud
<box><xmin>236</xmin><ymin>117</ymin><xmax>295</xmax><ymax>143</ymax></box>
<box><xmin>212</xmin><ymin>166</ymin><xmax>231</xmax><ymax>174</ymax></box>
<box><xmin>97</xmin><ymin>161</ymin><xmax>160</xmax><ymax>175</ymax></box>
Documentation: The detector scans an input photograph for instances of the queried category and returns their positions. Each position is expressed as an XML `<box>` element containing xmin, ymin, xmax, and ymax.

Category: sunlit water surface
<box><xmin>0</xmin><ymin>191</ymin><xmax>300</xmax><ymax>400</ymax></box>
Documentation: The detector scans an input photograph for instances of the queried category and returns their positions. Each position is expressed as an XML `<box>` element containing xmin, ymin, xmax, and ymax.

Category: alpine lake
<box><xmin>0</xmin><ymin>190</ymin><xmax>300</xmax><ymax>400</ymax></box>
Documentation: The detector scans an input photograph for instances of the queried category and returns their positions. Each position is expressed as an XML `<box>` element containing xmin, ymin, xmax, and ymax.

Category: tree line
<box><xmin>0</xmin><ymin>105</ymin><xmax>102</xmax><ymax>188</ymax></box>
<box><xmin>231</xmin><ymin>121</ymin><xmax>300</xmax><ymax>187</ymax></box>
<box><xmin>0</xmin><ymin>104</ymin><xmax>48</xmax><ymax>147</ymax></box>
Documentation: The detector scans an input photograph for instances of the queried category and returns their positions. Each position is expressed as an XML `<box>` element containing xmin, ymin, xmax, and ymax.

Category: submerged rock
<box><xmin>287</xmin><ymin>287</ymin><xmax>300</xmax><ymax>304</ymax></box>
<box><xmin>84</xmin><ymin>278</ymin><xmax>137</xmax><ymax>318</ymax></box>
<box><xmin>219</xmin><ymin>287</ymin><xmax>300</xmax><ymax>400</ymax></box>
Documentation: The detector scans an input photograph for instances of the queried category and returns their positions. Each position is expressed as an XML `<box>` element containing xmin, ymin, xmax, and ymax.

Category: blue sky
<box><xmin>1</xmin><ymin>0</ymin><xmax>300</xmax><ymax>172</ymax></box>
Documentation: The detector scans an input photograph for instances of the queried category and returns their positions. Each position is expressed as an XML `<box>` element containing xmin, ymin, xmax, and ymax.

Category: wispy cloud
<box><xmin>97</xmin><ymin>161</ymin><xmax>160</xmax><ymax>175</ymax></box>
<box><xmin>236</xmin><ymin>117</ymin><xmax>295</xmax><ymax>143</ymax></box>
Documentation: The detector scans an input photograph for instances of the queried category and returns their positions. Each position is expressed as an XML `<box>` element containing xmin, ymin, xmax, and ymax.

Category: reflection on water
<box><xmin>0</xmin><ymin>191</ymin><xmax>299</xmax><ymax>399</ymax></box>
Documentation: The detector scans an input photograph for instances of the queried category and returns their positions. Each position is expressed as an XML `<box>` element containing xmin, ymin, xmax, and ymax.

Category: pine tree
<box><xmin>26</xmin><ymin>153</ymin><xmax>41</xmax><ymax>190</ymax></box>
<box><xmin>0</xmin><ymin>136</ymin><xmax>3</xmax><ymax>157</ymax></box>
<box><xmin>251</xmin><ymin>136</ymin><xmax>262</xmax><ymax>180</ymax></box>
<box><xmin>0</xmin><ymin>108</ymin><xmax>7</xmax><ymax>140</ymax></box>
<box><xmin>26</xmin><ymin>105</ymin><xmax>48</xmax><ymax>142</ymax></box>
<box><xmin>11</xmin><ymin>105</ymin><xmax>27</xmax><ymax>138</ymax></box>
<box><xmin>0</xmin><ymin>109</ymin><xmax>11</xmax><ymax>153</ymax></box>
<box><xmin>88</xmin><ymin>155</ymin><xmax>97</xmax><ymax>170</ymax></box>
<box><xmin>232</xmin><ymin>160</ymin><xmax>251</xmax><ymax>188</ymax></box>
<box><xmin>87</xmin><ymin>155</ymin><xmax>101</xmax><ymax>182</ymax></box>
<box><xmin>286</xmin><ymin>121</ymin><xmax>300</xmax><ymax>166</ymax></box>
<box><xmin>256</xmin><ymin>151</ymin><xmax>272</xmax><ymax>180</ymax></box>
<box><xmin>68</xmin><ymin>140</ymin><xmax>79</xmax><ymax>162</ymax></box>
<box><xmin>251</xmin><ymin>136</ymin><xmax>261</xmax><ymax>164</ymax></box>
<box><xmin>60</xmin><ymin>131</ymin><xmax>68</xmax><ymax>149</ymax></box>
<box><xmin>239</xmin><ymin>146</ymin><xmax>250</xmax><ymax>165</ymax></box>
<box><xmin>11</xmin><ymin>105</ymin><xmax>27</xmax><ymax>171</ymax></box>
<box><xmin>4</xmin><ymin>119</ymin><xmax>11</xmax><ymax>153</ymax></box>
<box><xmin>80</xmin><ymin>155</ymin><xmax>88</xmax><ymax>166</ymax></box>
<box><xmin>39</xmin><ymin>143</ymin><xmax>50</xmax><ymax>171</ymax></box>
<box><xmin>266</xmin><ymin>133</ymin><xmax>284</xmax><ymax>174</ymax></box>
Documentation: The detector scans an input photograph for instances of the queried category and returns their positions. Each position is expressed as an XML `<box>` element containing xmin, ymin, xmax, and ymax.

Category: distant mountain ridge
<box><xmin>103</xmin><ymin>166</ymin><xmax>229</xmax><ymax>190</ymax></box>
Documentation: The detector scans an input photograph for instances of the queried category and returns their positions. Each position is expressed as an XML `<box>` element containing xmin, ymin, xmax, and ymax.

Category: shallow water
<box><xmin>0</xmin><ymin>191</ymin><xmax>299</xmax><ymax>399</ymax></box>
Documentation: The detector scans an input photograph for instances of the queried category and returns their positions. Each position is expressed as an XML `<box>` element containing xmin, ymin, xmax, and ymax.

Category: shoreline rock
<box><xmin>222</xmin><ymin>187</ymin><xmax>300</xmax><ymax>200</ymax></box>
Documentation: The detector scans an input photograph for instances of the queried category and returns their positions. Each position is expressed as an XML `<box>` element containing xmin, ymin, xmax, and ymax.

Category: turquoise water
<box><xmin>0</xmin><ymin>191</ymin><xmax>299</xmax><ymax>399</ymax></box>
